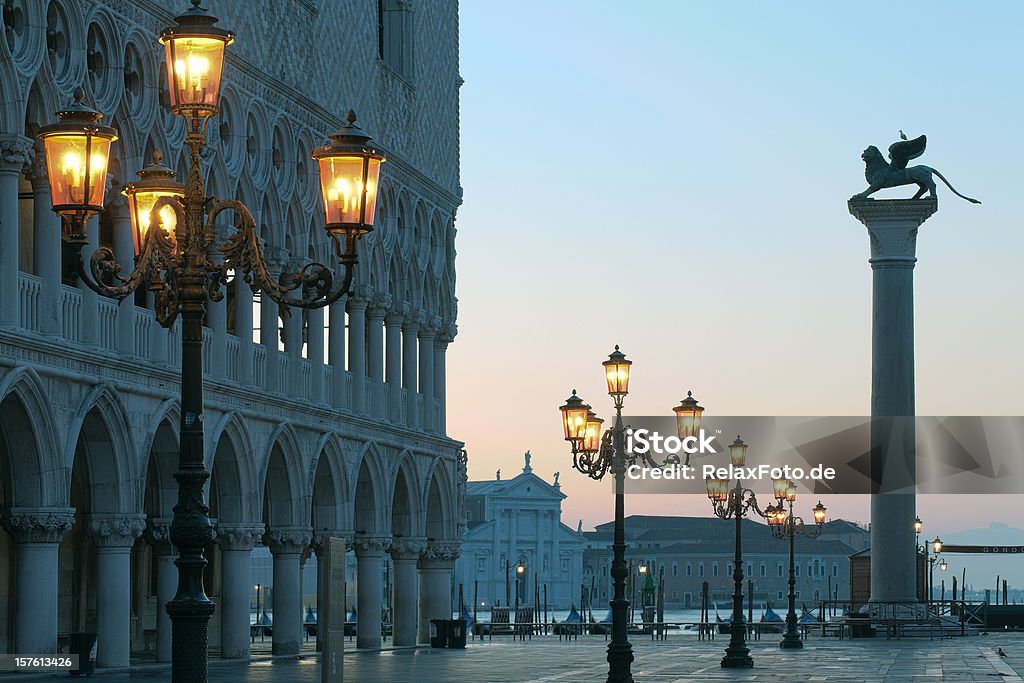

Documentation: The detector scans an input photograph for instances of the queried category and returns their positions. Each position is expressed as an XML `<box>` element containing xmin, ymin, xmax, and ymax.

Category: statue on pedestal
<box><xmin>851</xmin><ymin>133</ymin><xmax>980</xmax><ymax>204</ymax></box>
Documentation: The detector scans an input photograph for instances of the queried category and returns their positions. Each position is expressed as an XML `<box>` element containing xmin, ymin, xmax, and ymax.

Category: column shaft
<box><xmin>418</xmin><ymin>329</ymin><xmax>436</xmax><ymax>432</ymax></box>
<box><xmin>220</xmin><ymin>549</ymin><xmax>253</xmax><ymax>658</ymax></box>
<box><xmin>235</xmin><ymin>280</ymin><xmax>255</xmax><ymax>383</ymax></box>
<box><xmin>155</xmin><ymin>553</ymin><xmax>177</xmax><ymax>662</ymax></box>
<box><xmin>96</xmin><ymin>547</ymin><xmax>133</xmax><ymax>667</ymax></box>
<box><xmin>366</xmin><ymin>306</ymin><xmax>385</xmax><ymax>417</ymax></box>
<box><xmin>348</xmin><ymin>298</ymin><xmax>367</xmax><ymax>414</ymax></box>
<box><xmin>402</xmin><ymin>322</ymin><xmax>418</xmax><ymax>427</ymax></box>
<box><xmin>385</xmin><ymin>314</ymin><xmax>402</xmax><ymax>421</ymax></box>
<box><xmin>308</xmin><ymin>307</ymin><xmax>325</xmax><ymax>403</ymax></box>
<box><xmin>0</xmin><ymin>141</ymin><xmax>27</xmax><ymax>326</ymax></box>
<box><xmin>27</xmin><ymin>147</ymin><xmax>62</xmax><ymax>336</ymax></box>
<box><xmin>328</xmin><ymin>297</ymin><xmax>347</xmax><ymax>407</ymax></box>
<box><xmin>111</xmin><ymin>201</ymin><xmax>136</xmax><ymax>357</ymax></box>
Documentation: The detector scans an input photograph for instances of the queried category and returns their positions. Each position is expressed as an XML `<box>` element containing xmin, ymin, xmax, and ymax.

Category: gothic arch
<box><xmin>260</xmin><ymin>423</ymin><xmax>309</xmax><ymax>528</ymax></box>
<box><xmin>391</xmin><ymin>450</ymin><xmax>423</xmax><ymax>537</ymax></box>
<box><xmin>67</xmin><ymin>383</ymin><xmax>138</xmax><ymax>513</ymax></box>
<box><xmin>352</xmin><ymin>441</ymin><xmax>387</xmax><ymax>534</ymax></box>
<box><xmin>207</xmin><ymin>412</ymin><xmax>260</xmax><ymax>525</ymax></box>
<box><xmin>423</xmin><ymin>456</ymin><xmax>456</xmax><ymax>541</ymax></box>
<box><xmin>310</xmin><ymin>433</ymin><xmax>349</xmax><ymax>534</ymax></box>
<box><xmin>0</xmin><ymin>367</ymin><xmax>64</xmax><ymax>507</ymax></box>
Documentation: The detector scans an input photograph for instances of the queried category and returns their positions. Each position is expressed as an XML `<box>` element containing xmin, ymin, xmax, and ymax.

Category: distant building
<box><xmin>455</xmin><ymin>453</ymin><xmax>585</xmax><ymax>610</ymax></box>
<box><xmin>583</xmin><ymin>515</ymin><xmax>868</xmax><ymax>610</ymax></box>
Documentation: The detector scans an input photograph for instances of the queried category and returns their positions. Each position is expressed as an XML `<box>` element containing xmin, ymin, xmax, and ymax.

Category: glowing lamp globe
<box><xmin>772</xmin><ymin>477</ymin><xmax>790</xmax><ymax>502</ymax></box>
<box><xmin>602</xmin><ymin>345</ymin><xmax>632</xmax><ymax>398</ymax></box>
<box><xmin>914</xmin><ymin>516</ymin><xmax>923</xmax><ymax>535</ymax></box>
<box><xmin>766</xmin><ymin>503</ymin><xmax>782</xmax><ymax>528</ymax></box>
<box><xmin>706</xmin><ymin>478</ymin><xmax>729</xmax><ymax>502</ymax></box>
<box><xmin>159</xmin><ymin>0</ymin><xmax>234</xmax><ymax>117</ymax></box>
<box><xmin>785</xmin><ymin>481</ymin><xmax>798</xmax><ymax>502</ymax></box>
<box><xmin>933</xmin><ymin>537</ymin><xmax>943</xmax><ymax>554</ymax></box>
<box><xmin>728</xmin><ymin>436</ymin><xmax>748</xmax><ymax>468</ymax></box>
<box><xmin>812</xmin><ymin>500</ymin><xmax>827</xmax><ymax>525</ymax></box>
<box><xmin>35</xmin><ymin>90</ymin><xmax>117</xmax><ymax>238</ymax></box>
<box><xmin>581</xmin><ymin>412</ymin><xmax>604</xmax><ymax>455</ymax></box>
<box><xmin>559</xmin><ymin>390</ymin><xmax>591</xmax><ymax>443</ymax></box>
<box><xmin>122</xmin><ymin>150</ymin><xmax>185</xmax><ymax>254</ymax></box>
<box><xmin>673</xmin><ymin>391</ymin><xmax>704</xmax><ymax>441</ymax></box>
<box><xmin>312</xmin><ymin>110</ymin><xmax>385</xmax><ymax>246</ymax></box>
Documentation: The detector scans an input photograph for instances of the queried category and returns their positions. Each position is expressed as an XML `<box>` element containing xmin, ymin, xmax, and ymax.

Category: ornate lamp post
<box><xmin>35</xmin><ymin>3</ymin><xmax>382</xmax><ymax>681</ymax></box>
<box><xmin>765</xmin><ymin>481</ymin><xmax>826</xmax><ymax>649</ymax></box>
<box><xmin>706</xmin><ymin>436</ymin><xmax>765</xmax><ymax>669</ymax></box>
<box><xmin>914</xmin><ymin>518</ymin><xmax>943</xmax><ymax>602</ymax></box>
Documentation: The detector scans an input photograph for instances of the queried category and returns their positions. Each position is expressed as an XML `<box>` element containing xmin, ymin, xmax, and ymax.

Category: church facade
<box><xmin>0</xmin><ymin>0</ymin><xmax>463</xmax><ymax>666</ymax></box>
<box><xmin>455</xmin><ymin>453</ymin><xmax>586</xmax><ymax>611</ymax></box>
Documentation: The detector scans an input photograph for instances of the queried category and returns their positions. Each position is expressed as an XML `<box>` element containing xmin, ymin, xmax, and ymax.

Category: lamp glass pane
<box><xmin>127</xmin><ymin>190</ymin><xmax>181</xmax><ymax>254</ymax></box>
<box><xmin>729</xmin><ymin>443</ymin><xmax>746</xmax><ymax>467</ymax></box>
<box><xmin>604</xmin><ymin>362</ymin><xmax>630</xmax><ymax>396</ymax></box>
<box><xmin>317</xmin><ymin>156</ymin><xmax>371</xmax><ymax>225</ymax></box>
<box><xmin>164</xmin><ymin>36</ymin><xmax>226</xmax><ymax>109</ymax></box>
<box><xmin>581</xmin><ymin>418</ymin><xmax>603</xmax><ymax>454</ymax></box>
<box><xmin>43</xmin><ymin>133</ymin><xmax>111</xmax><ymax>208</ymax></box>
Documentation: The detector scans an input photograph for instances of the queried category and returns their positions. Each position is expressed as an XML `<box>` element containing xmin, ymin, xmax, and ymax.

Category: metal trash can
<box><xmin>447</xmin><ymin>618</ymin><xmax>467</xmax><ymax>648</ymax></box>
<box><xmin>429</xmin><ymin>619</ymin><xmax>449</xmax><ymax>648</ymax></box>
<box><xmin>69</xmin><ymin>632</ymin><xmax>97</xmax><ymax>676</ymax></box>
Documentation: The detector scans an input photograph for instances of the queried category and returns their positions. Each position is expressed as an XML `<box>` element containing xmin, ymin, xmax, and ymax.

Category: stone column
<box><xmin>347</xmin><ymin>294</ymin><xmax>368</xmax><ymax>414</ymax></box>
<box><xmin>328</xmin><ymin>295</ymin><xmax>347</xmax><ymax>408</ymax></box>
<box><xmin>260</xmin><ymin>248</ymin><xmax>287</xmax><ymax>392</ymax></box>
<box><xmin>402</xmin><ymin>315</ymin><xmax>419</xmax><ymax>428</ymax></box>
<box><xmin>80</xmin><ymin>212</ymin><xmax>100</xmax><ymax>345</ymax></box>
<box><xmin>1</xmin><ymin>507</ymin><xmax>75</xmax><ymax>654</ymax></box>
<box><xmin>354</xmin><ymin>535</ymin><xmax>391</xmax><ymax>649</ymax></box>
<box><xmin>235</xmin><ymin>279</ymin><xmax>255</xmax><ymax>384</ymax></box>
<box><xmin>25</xmin><ymin>140</ymin><xmax>62</xmax><ymax>336</ymax></box>
<box><xmin>418</xmin><ymin>321</ymin><xmax>437</xmax><ymax>432</ymax></box>
<box><xmin>385</xmin><ymin>309</ymin><xmax>403</xmax><ymax>421</ymax></box>
<box><xmin>87</xmin><ymin>515</ymin><xmax>146</xmax><ymax>668</ymax></box>
<box><xmin>307</xmin><ymin>306</ymin><xmax>325</xmax><ymax>403</ymax></box>
<box><xmin>0</xmin><ymin>135</ymin><xmax>32</xmax><ymax>328</ymax></box>
<box><xmin>283</xmin><ymin>257</ymin><xmax>305</xmax><ymax>397</ymax></box>
<box><xmin>434</xmin><ymin>324</ymin><xmax>455</xmax><ymax>435</ymax></box>
<box><xmin>849</xmin><ymin>198</ymin><xmax>937</xmax><ymax>604</ymax></box>
<box><xmin>143</xmin><ymin>519</ymin><xmax>177</xmax><ymax>663</ymax></box>
<box><xmin>366</xmin><ymin>298</ymin><xmax>388</xmax><ymax>418</ymax></box>
<box><xmin>390</xmin><ymin>537</ymin><xmax>425</xmax><ymax>646</ymax></box>
<box><xmin>149</xmin><ymin>291</ymin><xmax>169</xmax><ymax>365</ymax></box>
<box><xmin>417</xmin><ymin>540</ymin><xmax>460</xmax><ymax>644</ymax></box>
<box><xmin>217</xmin><ymin>525</ymin><xmax>263</xmax><ymax>659</ymax></box>
<box><xmin>109</xmin><ymin>195</ymin><xmax>137</xmax><ymax>357</ymax></box>
<box><xmin>264</xmin><ymin>527</ymin><xmax>311</xmax><ymax>656</ymax></box>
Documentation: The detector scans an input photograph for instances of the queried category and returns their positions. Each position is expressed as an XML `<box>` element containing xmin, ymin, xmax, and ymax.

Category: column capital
<box><xmin>217</xmin><ymin>524</ymin><xmax>265</xmax><ymax>551</ymax></box>
<box><xmin>264</xmin><ymin>526</ymin><xmax>312</xmax><ymax>556</ymax></box>
<box><xmin>22</xmin><ymin>138</ymin><xmax>49</xmax><ymax>187</ymax></box>
<box><xmin>385</xmin><ymin>308</ymin><xmax>404</xmax><ymax>326</ymax></box>
<box><xmin>353</xmin><ymin>534</ymin><xmax>392</xmax><ymax>557</ymax></box>
<box><xmin>367</xmin><ymin>294</ymin><xmax>391</xmax><ymax>319</ymax></box>
<box><xmin>87</xmin><ymin>514</ymin><xmax>147</xmax><ymax>548</ymax></box>
<box><xmin>347</xmin><ymin>292</ymin><xmax>370</xmax><ymax>312</ymax></box>
<box><xmin>848</xmin><ymin>198</ymin><xmax>937</xmax><ymax>266</ymax></box>
<box><xmin>436</xmin><ymin>322</ymin><xmax>457</xmax><ymax>345</ymax></box>
<box><xmin>0</xmin><ymin>134</ymin><xmax>34</xmax><ymax>174</ymax></box>
<box><xmin>310</xmin><ymin>529</ymin><xmax>353</xmax><ymax>557</ymax></box>
<box><xmin>263</xmin><ymin>246</ymin><xmax>289</xmax><ymax>274</ymax></box>
<box><xmin>389</xmin><ymin>536</ymin><xmax>426</xmax><ymax>560</ymax></box>
<box><xmin>144</xmin><ymin>518</ymin><xmax>176</xmax><ymax>556</ymax></box>
<box><xmin>419</xmin><ymin>539</ymin><xmax>461</xmax><ymax>568</ymax></box>
<box><xmin>1</xmin><ymin>507</ymin><xmax>75</xmax><ymax>544</ymax></box>
<box><xmin>401</xmin><ymin>310</ymin><xmax>420</xmax><ymax>333</ymax></box>
<box><xmin>418</xmin><ymin>319</ymin><xmax>439</xmax><ymax>339</ymax></box>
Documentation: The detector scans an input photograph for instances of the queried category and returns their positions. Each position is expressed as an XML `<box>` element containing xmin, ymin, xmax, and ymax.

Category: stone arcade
<box><xmin>0</xmin><ymin>0</ymin><xmax>464</xmax><ymax>666</ymax></box>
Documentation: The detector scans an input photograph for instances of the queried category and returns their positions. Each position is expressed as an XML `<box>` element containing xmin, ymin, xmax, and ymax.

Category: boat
<box><xmin>799</xmin><ymin>604</ymin><xmax>822</xmax><ymax>625</ymax></box>
<box><xmin>759</xmin><ymin>602</ymin><xmax>784</xmax><ymax>633</ymax></box>
<box><xmin>553</xmin><ymin>605</ymin><xmax>582</xmax><ymax>635</ymax></box>
<box><xmin>304</xmin><ymin>605</ymin><xmax>317</xmax><ymax>636</ymax></box>
<box><xmin>589</xmin><ymin>609</ymin><xmax>614</xmax><ymax>635</ymax></box>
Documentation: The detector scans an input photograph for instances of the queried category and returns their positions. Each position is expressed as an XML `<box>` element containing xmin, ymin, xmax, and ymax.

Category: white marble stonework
<box><xmin>0</xmin><ymin>0</ymin><xmax>465</xmax><ymax>663</ymax></box>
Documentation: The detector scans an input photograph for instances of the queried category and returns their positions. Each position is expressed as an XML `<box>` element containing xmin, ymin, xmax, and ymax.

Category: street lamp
<box><xmin>36</xmin><ymin>3</ymin><xmax>382</xmax><ymax>681</ymax></box>
<box><xmin>706</xmin><ymin>436</ymin><xmax>767</xmax><ymax>668</ymax></box>
<box><xmin>766</xmin><ymin>481</ymin><xmax>826</xmax><ymax>649</ymax></box>
<box><xmin>915</xmin><ymin>519</ymin><xmax>944</xmax><ymax>603</ymax></box>
<box><xmin>559</xmin><ymin>345</ymin><xmax>643</xmax><ymax>683</ymax></box>
<box><xmin>672</xmin><ymin>391</ymin><xmax>704</xmax><ymax>466</ymax></box>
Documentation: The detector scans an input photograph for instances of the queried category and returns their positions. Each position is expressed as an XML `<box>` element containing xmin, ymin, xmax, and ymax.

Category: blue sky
<box><xmin>448</xmin><ymin>1</ymin><xmax>1024</xmax><ymax>544</ymax></box>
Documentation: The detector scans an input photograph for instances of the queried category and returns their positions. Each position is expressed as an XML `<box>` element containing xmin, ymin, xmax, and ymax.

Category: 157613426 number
<box><xmin>0</xmin><ymin>655</ymin><xmax>78</xmax><ymax>671</ymax></box>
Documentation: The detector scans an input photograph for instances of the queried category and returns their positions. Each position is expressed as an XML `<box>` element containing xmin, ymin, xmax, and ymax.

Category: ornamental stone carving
<box><xmin>0</xmin><ymin>135</ymin><xmax>34</xmax><ymax>173</ymax></box>
<box><xmin>217</xmin><ymin>525</ymin><xmax>265</xmax><ymax>551</ymax></box>
<box><xmin>87</xmin><ymin>514</ymin><xmax>147</xmax><ymax>548</ymax></box>
<box><xmin>310</xmin><ymin>529</ymin><xmax>353</xmax><ymax>557</ymax></box>
<box><xmin>1</xmin><ymin>507</ymin><xmax>75</xmax><ymax>544</ymax></box>
<box><xmin>389</xmin><ymin>536</ymin><xmax>426</xmax><ymax>560</ymax></box>
<box><xmin>419</xmin><ymin>539</ymin><xmax>461</xmax><ymax>568</ymax></box>
<box><xmin>264</xmin><ymin>526</ymin><xmax>312</xmax><ymax>556</ymax></box>
<box><xmin>848</xmin><ymin>199</ymin><xmax>937</xmax><ymax>265</ymax></box>
<box><xmin>22</xmin><ymin>138</ymin><xmax>48</xmax><ymax>186</ymax></box>
<box><xmin>144</xmin><ymin>518</ymin><xmax>175</xmax><ymax>556</ymax></box>
<box><xmin>352</xmin><ymin>534</ymin><xmax>392</xmax><ymax>557</ymax></box>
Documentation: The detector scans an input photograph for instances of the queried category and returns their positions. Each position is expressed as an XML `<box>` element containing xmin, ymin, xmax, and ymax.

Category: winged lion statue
<box><xmin>851</xmin><ymin>134</ymin><xmax>980</xmax><ymax>204</ymax></box>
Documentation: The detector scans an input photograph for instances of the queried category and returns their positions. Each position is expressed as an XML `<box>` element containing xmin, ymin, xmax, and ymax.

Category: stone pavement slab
<box><xmin>3</xmin><ymin>633</ymin><xmax>1022</xmax><ymax>682</ymax></box>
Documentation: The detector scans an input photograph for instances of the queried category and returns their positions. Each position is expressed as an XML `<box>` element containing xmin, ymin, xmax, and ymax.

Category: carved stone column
<box><xmin>384</xmin><ymin>308</ymin><xmax>403</xmax><ymax>421</ymax></box>
<box><xmin>24</xmin><ymin>139</ymin><xmax>62</xmax><ymax>336</ymax></box>
<box><xmin>417</xmin><ymin>540</ymin><xmax>460</xmax><ymax>644</ymax></box>
<box><xmin>418</xmin><ymin>319</ymin><xmax>437</xmax><ymax>431</ymax></box>
<box><xmin>390</xmin><ymin>537</ymin><xmax>425</xmax><ymax>646</ymax></box>
<box><xmin>849</xmin><ymin>198</ymin><xmax>937</xmax><ymax>605</ymax></box>
<box><xmin>434</xmin><ymin>323</ymin><xmax>456</xmax><ymax>435</ymax></box>
<box><xmin>328</xmin><ymin>293</ymin><xmax>347</xmax><ymax>408</ymax></box>
<box><xmin>0</xmin><ymin>135</ymin><xmax>33</xmax><ymax>327</ymax></box>
<box><xmin>354</xmin><ymin>535</ymin><xmax>391</xmax><ymax>649</ymax></box>
<box><xmin>347</xmin><ymin>293</ymin><xmax>368</xmax><ymax>414</ymax></box>
<box><xmin>402</xmin><ymin>312</ymin><xmax>419</xmax><ymax>428</ymax></box>
<box><xmin>1</xmin><ymin>507</ymin><xmax>75</xmax><ymax>654</ymax></box>
<box><xmin>108</xmin><ymin>194</ymin><xmax>137</xmax><ymax>357</ymax></box>
<box><xmin>144</xmin><ymin>519</ymin><xmax>177</xmax><ymax>663</ymax></box>
<box><xmin>260</xmin><ymin>247</ymin><xmax>287</xmax><ymax>392</ymax></box>
<box><xmin>366</xmin><ymin>296</ymin><xmax>388</xmax><ymax>418</ymax></box>
<box><xmin>87</xmin><ymin>515</ymin><xmax>147</xmax><ymax>668</ymax></box>
<box><xmin>264</xmin><ymin>527</ymin><xmax>311</xmax><ymax>655</ymax></box>
<box><xmin>217</xmin><ymin>525</ymin><xmax>263</xmax><ymax>659</ymax></box>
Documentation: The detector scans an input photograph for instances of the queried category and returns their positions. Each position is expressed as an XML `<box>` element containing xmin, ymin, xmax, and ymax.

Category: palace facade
<box><xmin>0</xmin><ymin>0</ymin><xmax>463</xmax><ymax>666</ymax></box>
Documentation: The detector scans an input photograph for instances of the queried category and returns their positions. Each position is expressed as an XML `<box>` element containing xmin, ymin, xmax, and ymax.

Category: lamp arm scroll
<box><xmin>212</xmin><ymin>199</ymin><xmax>357</xmax><ymax>311</ymax></box>
<box><xmin>77</xmin><ymin>197</ymin><xmax>182</xmax><ymax>301</ymax></box>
